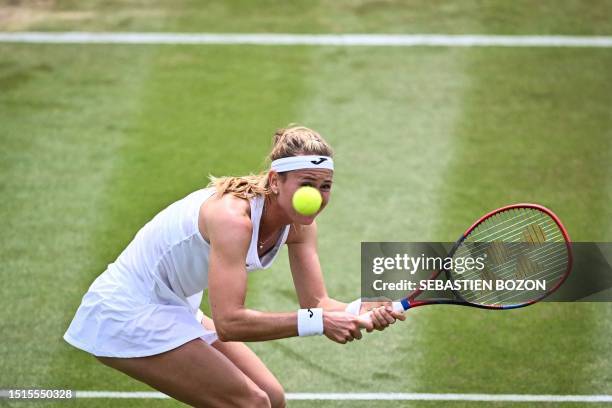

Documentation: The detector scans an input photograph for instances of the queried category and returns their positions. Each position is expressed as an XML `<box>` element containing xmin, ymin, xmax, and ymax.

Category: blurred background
<box><xmin>1</xmin><ymin>1</ymin><xmax>611</xmax><ymax>407</ymax></box>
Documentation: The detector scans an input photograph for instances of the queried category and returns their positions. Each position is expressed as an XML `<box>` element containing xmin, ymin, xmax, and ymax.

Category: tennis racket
<box><xmin>371</xmin><ymin>203</ymin><xmax>572</xmax><ymax>316</ymax></box>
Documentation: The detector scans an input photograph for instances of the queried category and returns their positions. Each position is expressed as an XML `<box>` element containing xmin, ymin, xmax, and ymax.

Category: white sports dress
<box><xmin>64</xmin><ymin>188</ymin><xmax>290</xmax><ymax>358</ymax></box>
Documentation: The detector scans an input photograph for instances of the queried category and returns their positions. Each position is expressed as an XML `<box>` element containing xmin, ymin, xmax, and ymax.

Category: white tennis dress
<box><xmin>64</xmin><ymin>188</ymin><xmax>290</xmax><ymax>358</ymax></box>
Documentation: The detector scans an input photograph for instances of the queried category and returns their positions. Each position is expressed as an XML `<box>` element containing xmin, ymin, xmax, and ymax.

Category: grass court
<box><xmin>1</xmin><ymin>1</ymin><xmax>612</xmax><ymax>406</ymax></box>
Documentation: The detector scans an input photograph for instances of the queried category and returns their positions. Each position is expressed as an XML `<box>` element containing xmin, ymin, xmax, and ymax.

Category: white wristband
<box><xmin>297</xmin><ymin>308</ymin><xmax>324</xmax><ymax>336</ymax></box>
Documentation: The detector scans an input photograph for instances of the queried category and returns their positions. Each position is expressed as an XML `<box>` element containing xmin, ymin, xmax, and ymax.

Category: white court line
<box><xmin>1</xmin><ymin>32</ymin><xmax>612</xmax><ymax>47</ymax></box>
<box><xmin>71</xmin><ymin>391</ymin><xmax>612</xmax><ymax>402</ymax></box>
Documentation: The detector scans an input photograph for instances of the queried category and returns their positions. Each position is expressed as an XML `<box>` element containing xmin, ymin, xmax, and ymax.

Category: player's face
<box><xmin>276</xmin><ymin>169</ymin><xmax>333</xmax><ymax>224</ymax></box>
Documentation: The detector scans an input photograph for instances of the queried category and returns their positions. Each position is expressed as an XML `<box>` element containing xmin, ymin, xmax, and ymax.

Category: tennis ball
<box><xmin>292</xmin><ymin>186</ymin><xmax>322</xmax><ymax>216</ymax></box>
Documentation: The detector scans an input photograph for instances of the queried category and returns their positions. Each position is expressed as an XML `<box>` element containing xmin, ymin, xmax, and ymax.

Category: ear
<box><xmin>268</xmin><ymin>170</ymin><xmax>280</xmax><ymax>195</ymax></box>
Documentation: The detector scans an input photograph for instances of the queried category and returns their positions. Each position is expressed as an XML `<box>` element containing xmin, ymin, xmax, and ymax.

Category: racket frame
<box><xmin>400</xmin><ymin>203</ymin><xmax>573</xmax><ymax>311</ymax></box>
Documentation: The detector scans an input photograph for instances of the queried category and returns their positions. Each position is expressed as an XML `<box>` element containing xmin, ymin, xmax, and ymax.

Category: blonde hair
<box><xmin>208</xmin><ymin>125</ymin><xmax>334</xmax><ymax>199</ymax></box>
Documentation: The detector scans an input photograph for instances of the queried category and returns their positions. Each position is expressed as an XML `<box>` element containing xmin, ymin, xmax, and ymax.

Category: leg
<box><xmin>97</xmin><ymin>338</ymin><xmax>270</xmax><ymax>408</ymax></box>
<box><xmin>202</xmin><ymin>316</ymin><xmax>286</xmax><ymax>408</ymax></box>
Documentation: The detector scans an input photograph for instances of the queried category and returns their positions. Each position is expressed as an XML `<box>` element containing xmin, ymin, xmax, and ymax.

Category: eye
<box><xmin>301</xmin><ymin>182</ymin><xmax>313</xmax><ymax>187</ymax></box>
<box><xmin>320</xmin><ymin>184</ymin><xmax>332</xmax><ymax>191</ymax></box>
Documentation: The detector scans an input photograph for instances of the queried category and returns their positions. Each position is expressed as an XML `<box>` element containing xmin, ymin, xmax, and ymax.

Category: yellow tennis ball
<box><xmin>292</xmin><ymin>186</ymin><xmax>322</xmax><ymax>216</ymax></box>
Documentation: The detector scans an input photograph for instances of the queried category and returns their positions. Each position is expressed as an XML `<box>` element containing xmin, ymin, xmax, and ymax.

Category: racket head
<box><xmin>403</xmin><ymin>204</ymin><xmax>572</xmax><ymax>310</ymax></box>
<box><xmin>447</xmin><ymin>203</ymin><xmax>572</xmax><ymax>309</ymax></box>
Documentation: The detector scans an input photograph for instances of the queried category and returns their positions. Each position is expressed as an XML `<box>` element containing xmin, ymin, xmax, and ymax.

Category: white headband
<box><xmin>271</xmin><ymin>155</ymin><xmax>334</xmax><ymax>173</ymax></box>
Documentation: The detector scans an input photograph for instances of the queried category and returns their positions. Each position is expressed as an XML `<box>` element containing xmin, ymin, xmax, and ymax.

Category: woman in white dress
<box><xmin>64</xmin><ymin>126</ymin><xmax>404</xmax><ymax>407</ymax></box>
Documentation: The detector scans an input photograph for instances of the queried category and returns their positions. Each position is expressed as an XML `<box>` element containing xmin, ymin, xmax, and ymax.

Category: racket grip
<box><xmin>392</xmin><ymin>301</ymin><xmax>406</xmax><ymax>313</ymax></box>
<box><xmin>346</xmin><ymin>299</ymin><xmax>406</xmax><ymax>317</ymax></box>
<box><xmin>345</xmin><ymin>298</ymin><xmax>362</xmax><ymax>316</ymax></box>
<box><xmin>347</xmin><ymin>300</ymin><xmax>406</xmax><ymax>317</ymax></box>
<box><xmin>361</xmin><ymin>301</ymin><xmax>406</xmax><ymax>325</ymax></box>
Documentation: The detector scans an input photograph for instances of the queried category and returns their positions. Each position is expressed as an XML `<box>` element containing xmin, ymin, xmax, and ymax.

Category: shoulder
<box><xmin>286</xmin><ymin>220</ymin><xmax>318</xmax><ymax>245</ymax></box>
<box><xmin>201</xmin><ymin>193</ymin><xmax>253</xmax><ymax>243</ymax></box>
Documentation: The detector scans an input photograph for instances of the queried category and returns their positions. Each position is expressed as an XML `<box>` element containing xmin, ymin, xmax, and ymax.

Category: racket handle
<box><xmin>345</xmin><ymin>299</ymin><xmax>362</xmax><ymax>316</ymax></box>
<box><xmin>346</xmin><ymin>300</ymin><xmax>406</xmax><ymax>316</ymax></box>
<box><xmin>392</xmin><ymin>301</ymin><xmax>406</xmax><ymax>313</ymax></box>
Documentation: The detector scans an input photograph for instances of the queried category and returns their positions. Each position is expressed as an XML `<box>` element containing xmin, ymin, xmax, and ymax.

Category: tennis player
<box><xmin>63</xmin><ymin>126</ymin><xmax>405</xmax><ymax>407</ymax></box>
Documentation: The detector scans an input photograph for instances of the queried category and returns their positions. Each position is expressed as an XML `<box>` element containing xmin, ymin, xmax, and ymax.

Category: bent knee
<box><xmin>266</xmin><ymin>383</ymin><xmax>286</xmax><ymax>408</ymax></box>
<box><xmin>244</xmin><ymin>386</ymin><xmax>271</xmax><ymax>408</ymax></box>
<box><xmin>220</xmin><ymin>385</ymin><xmax>270</xmax><ymax>408</ymax></box>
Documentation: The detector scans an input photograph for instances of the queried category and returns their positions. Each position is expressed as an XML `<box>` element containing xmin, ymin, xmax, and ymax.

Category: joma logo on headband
<box><xmin>310</xmin><ymin>158</ymin><xmax>327</xmax><ymax>165</ymax></box>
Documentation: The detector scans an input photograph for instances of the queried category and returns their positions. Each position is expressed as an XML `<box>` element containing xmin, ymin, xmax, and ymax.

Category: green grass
<box><xmin>2</xmin><ymin>2</ymin><xmax>612</xmax><ymax>407</ymax></box>
<box><xmin>2</xmin><ymin>0</ymin><xmax>612</xmax><ymax>35</ymax></box>
<box><xmin>0</xmin><ymin>44</ymin><xmax>157</xmax><ymax>390</ymax></box>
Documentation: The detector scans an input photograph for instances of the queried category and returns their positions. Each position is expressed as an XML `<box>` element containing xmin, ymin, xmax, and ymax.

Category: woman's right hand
<box><xmin>322</xmin><ymin>311</ymin><xmax>374</xmax><ymax>344</ymax></box>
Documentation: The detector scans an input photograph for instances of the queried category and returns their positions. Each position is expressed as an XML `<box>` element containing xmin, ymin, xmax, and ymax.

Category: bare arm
<box><xmin>206</xmin><ymin>199</ymin><xmax>297</xmax><ymax>342</ymax></box>
<box><xmin>287</xmin><ymin>221</ymin><xmax>346</xmax><ymax>311</ymax></box>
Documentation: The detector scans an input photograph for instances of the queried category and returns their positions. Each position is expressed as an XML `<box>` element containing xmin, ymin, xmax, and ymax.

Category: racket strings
<box><xmin>468</xmin><ymin>209</ymin><xmax>563</xmax><ymax>243</ymax></box>
<box><xmin>459</xmin><ymin>240</ymin><xmax>565</xmax><ymax>281</ymax></box>
<box><xmin>457</xmin><ymin>250</ymin><xmax>566</xmax><ymax>304</ymax></box>
<box><xmin>468</xmin><ymin>257</ymin><xmax>567</xmax><ymax>305</ymax></box>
